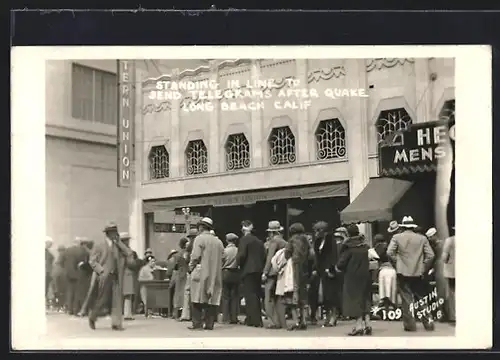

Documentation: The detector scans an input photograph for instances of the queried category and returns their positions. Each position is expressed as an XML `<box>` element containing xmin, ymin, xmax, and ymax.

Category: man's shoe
<box><xmin>111</xmin><ymin>325</ymin><xmax>125</xmax><ymax>331</ymax></box>
<box><xmin>188</xmin><ymin>325</ymin><xmax>203</xmax><ymax>330</ymax></box>
<box><xmin>88</xmin><ymin>318</ymin><xmax>96</xmax><ymax>330</ymax></box>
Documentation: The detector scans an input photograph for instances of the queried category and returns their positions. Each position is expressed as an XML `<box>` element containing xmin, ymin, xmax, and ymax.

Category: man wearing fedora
<box><xmin>387</xmin><ymin>216</ymin><xmax>435</xmax><ymax>332</ymax></box>
<box><xmin>188</xmin><ymin>217</ymin><xmax>224</xmax><ymax>330</ymax></box>
<box><xmin>262</xmin><ymin>221</ymin><xmax>287</xmax><ymax>329</ymax></box>
<box><xmin>237</xmin><ymin>220</ymin><xmax>266</xmax><ymax>328</ymax></box>
<box><xmin>87</xmin><ymin>222</ymin><xmax>135</xmax><ymax>331</ymax></box>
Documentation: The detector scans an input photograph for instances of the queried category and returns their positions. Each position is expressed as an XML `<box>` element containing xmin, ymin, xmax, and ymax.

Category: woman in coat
<box><xmin>123</xmin><ymin>251</ymin><xmax>140</xmax><ymax>320</ymax></box>
<box><xmin>335</xmin><ymin>224</ymin><xmax>372</xmax><ymax>336</ymax></box>
<box><xmin>312</xmin><ymin>221</ymin><xmax>341</xmax><ymax>327</ymax></box>
<box><xmin>373</xmin><ymin>233</ymin><xmax>397</xmax><ymax>308</ymax></box>
<box><xmin>284</xmin><ymin>222</ymin><xmax>311</xmax><ymax>331</ymax></box>
<box><xmin>172</xmin><ymin>237</ymin><xmax>190</xmax><ymax>319</ymax></box>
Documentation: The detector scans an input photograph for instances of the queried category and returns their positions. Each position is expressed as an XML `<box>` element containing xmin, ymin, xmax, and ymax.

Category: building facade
<box><xmin>45</xmin><ymin>60</ymin><xmax>130</xmax><ymax>247</ymax></box>
<box><xmin>123</xmin><ymin>58</ymin><xmax>455</xmax><ymax>256</ymax></box>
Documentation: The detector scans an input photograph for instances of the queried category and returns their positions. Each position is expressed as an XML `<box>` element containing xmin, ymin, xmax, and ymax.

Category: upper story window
<box><xmin>148</xmin><ymin>145</ymin><xmax>170</xmax><ymax>180</ymax></box>
<box><xmin>72</xmin><ymin>63</ymin><xmax>117</xmax><ymax>125</ymax></box>
<box><xmin>375</xmin><ymin>108</ymin><xmax>412</xmax><ymax>146</ymax></box>
<box><xmin>186</xmin><ymin>140</ymin><xmax>208</xmax><ymax>176</ymax></box>
<box><xmin>268</xmin><ymin>126</ymin><xmax>296</xmax><ymax>166</ymax></box>
<box><xmin>315</xmin><ymin>119</ymin><xmax>347</xmax><ymax>160</ymax></box>
<box><xmin>439</xmin><ymin>99</ymin><xmax>455</xmax><ymax>122</ymax></box>
<box><xmin>225</xmin><ymin>133</ymin><xmax>251</xmax><ymax>171</ymax></box>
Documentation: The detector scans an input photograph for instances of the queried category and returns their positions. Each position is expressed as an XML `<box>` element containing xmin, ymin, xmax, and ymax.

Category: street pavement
<box><xmin>44</xmin><ymin>312</ymin><xmax>455</xmax><ymax>339</ymax></box>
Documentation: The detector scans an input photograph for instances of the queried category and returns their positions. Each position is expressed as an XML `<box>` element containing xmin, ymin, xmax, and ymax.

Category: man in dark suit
<box><xmin>236</xmin><ymin>220</ymin><xmax>266</xmax><ymax>327</ymax></box>
<box><xmin>88</xmin><ymin>222</ymin><xmax>134</xmax><ymax>331</ymax></box>
<box><xmin>62</xmin><ymin>237</ymin><xmax>88</xmax><ymax>315</ymax></box>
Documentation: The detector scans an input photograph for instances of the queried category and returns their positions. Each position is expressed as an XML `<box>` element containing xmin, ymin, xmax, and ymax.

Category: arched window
<box><xmin>148</xmin><ymin>145</ymin><xmax>170</xmax><ymax>180</ymax></box>
<box><xmin>225</xmin><ymin>133</ymin><xmax>251</xmax><ymax>171</ymax></box>
<box><xmin>439</xmin><ymin>99</ymin><xmax>455</xmax><ymax>122</ymax></box>
<box><xmin>185</xmin><ymin>140</ymin><xmax>208</xmax><ymax>175</ymax></box>
<box><xmin>268</xmin><ymin>126</ymin><xmax>296</xmax><ymax>166</ymax></box>
<box><xmin>315</xmin><ymin>119</ymin><xmax>347</xmax><ymax>160</ymax></box>
<box><xmin>375</xmin><ymin>107</ymin><xmax>412</xmax><ymax>145</ymax></box>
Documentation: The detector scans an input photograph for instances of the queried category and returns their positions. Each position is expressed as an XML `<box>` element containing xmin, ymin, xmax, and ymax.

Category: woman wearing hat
<box><xmin>311</xmin><ymin>221</ymin><xmax>341</xmax><ymax>327</ymax></box>
<box><xmin>335</xmin><ymin>224</ymin><xmax>373</xmax><ymax>336</ymax></box>
<box><xmin>262</xmin><ymin>221</ymin><xmax>288</xmax><ymax>329</ymax></box>
<box><xmin>171</xmin><ymin>237</ymin><xmax>190</xmax><ymax>320</ymax></box>
<box><xmin>373</xmin><ymin>233</ymin><xmax>397</xmax><ymax>308</ymax></box>
<box><xmin>283</xmin><ymin>222</ymin><xmax>311</xmax><ymax>331</ymax></box>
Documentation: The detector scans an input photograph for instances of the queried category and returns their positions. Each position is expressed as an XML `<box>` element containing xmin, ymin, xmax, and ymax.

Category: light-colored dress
<box><xmin>138</xmin><ymin>265</ymin><xmax>155</xmax><ymax>305</ymax></box>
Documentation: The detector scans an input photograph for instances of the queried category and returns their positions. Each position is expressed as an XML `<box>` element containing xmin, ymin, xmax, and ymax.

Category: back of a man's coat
<box><xmin>189</xmin><ymin>233</ymin><xmax>224</xmax><ymax>306</ymax></box>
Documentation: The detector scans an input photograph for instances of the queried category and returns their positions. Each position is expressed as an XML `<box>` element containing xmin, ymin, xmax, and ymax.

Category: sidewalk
<box><xmin>44</xmin><ymin>312</ymin><xmax>455</xmax><ymax>339</ymax></box>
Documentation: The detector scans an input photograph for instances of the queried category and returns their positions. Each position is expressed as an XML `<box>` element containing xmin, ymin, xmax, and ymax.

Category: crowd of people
<box><xmin>45</xmin><ymin>215</ymin><xmax>455</xmax><ymax>335</ymax></box>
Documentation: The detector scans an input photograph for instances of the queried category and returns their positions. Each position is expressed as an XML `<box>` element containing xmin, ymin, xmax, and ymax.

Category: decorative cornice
<box><xmin>141</xmin><ymin>59</ymin><xmax>252</xmax><ymax>87</ymax></box>
<box><xmin>259</xmin><ymin>59</ymin><xmax>295</xmax><ymax>69</ymax></box>
<box><xmin>366</xmin><ymin>58</ymin><xmax>415</xmax><ymax>72</ymax></box>
<box><xmin>307</xmin><ymin>66</ymin><xmax>346</xmax><ymax>83</ymax></box>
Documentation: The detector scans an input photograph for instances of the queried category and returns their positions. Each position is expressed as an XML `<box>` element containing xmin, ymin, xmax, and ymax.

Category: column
<box><xmin>170</xmin><ymin>69</ymin><xmax>181</xmax><ymax>177</ymax></box>
<box><xmin>344</xmin><ymin>59</ymin><xmax>371</xmax><ymax>240</ymax></box>
<box><xmin>296</xmin><ymin>59</ymin><xmax>310</xmax><ymax>162</ymax></box>
<box><xmin>129</xmin><ymin>62</ymin><xmax>145</xmax><ymax>254</ymax></box>
<box><xmin>208</xmin><ymin>61</ymin><xmax>221</xmax><ymax>173</ymax></box>
<box><xmin>415</xmin><ymin>58</ymin><xmax>433</xmax><ymax>123</ymax></box>
<box><xmin>250</xmin><ymin>60</ymin><xmax>263</xmax><ymax>168</ymax></box>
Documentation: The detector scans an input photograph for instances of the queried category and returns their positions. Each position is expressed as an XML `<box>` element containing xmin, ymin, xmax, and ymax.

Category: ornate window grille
<box><xmin>148</xmin><ymin>145</ymin><xmax>170</xmax><ymax>180</ymax></box>
<box><xmin>315</xmin><ymin>119</ymin><xmax>347</xmax><ymax>160</ymax></box>
<box><xmin>375</xmin><ymin>108</ymin><xmax>413</xmax><ymax>145</ymax></box>
<box><xmin>439</xmin><ymin>99</ymin><xmax>455</xmax><ymax>122</ymax></box>
<box><xmin>268</xmin><ymin>126</ymin><xmax>296</xmax><ymax>166</ymax></box>
<box><xmin>225</xmin><ymin>133</ymin><xmax>251</xmax><ymax>171</ymax></box>
<box><xmin>186</xmin><ymin>140</ymin><xmax>208</xmax><ymax>175</ymax></box>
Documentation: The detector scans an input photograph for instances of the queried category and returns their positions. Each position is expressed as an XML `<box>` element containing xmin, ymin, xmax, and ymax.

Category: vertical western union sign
<box><xmin>117</xmin><ymin>60</ymin><xmax>134</xmax><ymax>187</ymax></box>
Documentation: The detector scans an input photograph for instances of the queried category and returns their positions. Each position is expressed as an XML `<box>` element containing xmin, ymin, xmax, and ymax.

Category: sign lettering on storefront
<box><xmin>117</xmin><ymin>60</ymin><xmax>134</xmax><ymax>187</ymax></box>
<box><xmin>379</xmin><ymin>120</ymin><xmax>454</xmax><ymax>176</ymax></box>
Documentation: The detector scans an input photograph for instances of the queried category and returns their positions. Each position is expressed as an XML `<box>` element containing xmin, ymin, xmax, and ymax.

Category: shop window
<box><xmin>148</xmin><ymin>145</ymin><xmax>170</xmax><ymax>180</ymax></box>
<box><xmin>375</xmin><ymin>107</ymin><xmax>413</xmax><ymax>146</ymax></box>
<box><xmin>439</xmin><ymin>99</ymin><xmax>455</xmax><ymax>122</ymax></box>
<box><xmin>225</xmin><ymin>133</ymin><xmax>251</xmax><ymax>171</ymax></box>
<box><xmin>315</xmin><ymin>119</ymin><xmax>347</xmax><ymax>160</ymax></box>
<box><xmin>71</xmin><ymin>63</ymin><xmax>117</xmax><ymax>125</ymax></box>
<box><xmin>185</xmin><ymin>140</ymin><xmax>208</xmax><ymax>175</ymax></box>
<box><xmin>268</xmin><ymin>126</ymin><xmax>296</xmax><ymax>166</ymax></box>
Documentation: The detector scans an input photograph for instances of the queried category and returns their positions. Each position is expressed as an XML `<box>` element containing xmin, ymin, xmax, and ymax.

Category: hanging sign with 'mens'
<box><xmin>117</xmin><ymin>60</ymin><xmax>134</xmax><ymax>187</ymax></box>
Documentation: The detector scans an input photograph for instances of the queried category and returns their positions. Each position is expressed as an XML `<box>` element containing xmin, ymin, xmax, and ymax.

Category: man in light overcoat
<box><xmin>188</xmin><ymin>217</ymin><xmax>224</xmax><ymax>330</ymax></box>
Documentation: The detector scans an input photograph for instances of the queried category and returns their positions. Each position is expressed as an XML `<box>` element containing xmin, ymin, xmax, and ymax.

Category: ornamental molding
<box><xmin>142</xmin><ymin>101</ymin><xmax>171</xmax><ymax>115</ymax></box>
<box><xmin>141</xmin><ymin>59</ymin><xmax>252</xmax><ymax>87</ymax></box>
<box><xmin>307</xmin><ymin>66</ymin><xmax>346</xmax><ymax>83</ymax></box>
<box><xmin>366</xmin><ymin>58</ymin><xmax>415</xmax><ymax>72</ymax></box>
<box><xmin>380</xmin><ymin>164</ymin><xmax>437</xmax><ymax>176</ymax></box>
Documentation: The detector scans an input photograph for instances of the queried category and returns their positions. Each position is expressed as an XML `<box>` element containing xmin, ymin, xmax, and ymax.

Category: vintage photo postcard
<box><xmin>11</xmin><ymin>45</ymin><xmax>491</xmax><ymax>350</ymax></box>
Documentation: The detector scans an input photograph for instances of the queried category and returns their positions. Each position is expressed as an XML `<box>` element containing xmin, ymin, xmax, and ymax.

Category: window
<box><xmin>186</xmin><ymin>140</ymin><xmax>208</xmax><ymax>175</ymax></box>
<box><xmin>148</xmin><ymin>145</ymin><xmax>170</xmax><ymax>180</ymax></box>
<box><xmin>72</xmin><ymin>63</ymin><xmax>117</xmax><ymax>125</ymax></box>
<box><xmin>315</xmin><ymin>119</ymin><xmax>347</xmax><ymax>160</ymax></box>
<box><xmin>375</xmin><ymin>108</ymin><xmax>412</xmax><ymax>145</ymax></box>
<box><xmin>225</xmin><ymin>133</ymin><xmax>251</xmax><ymax>171</ymax></box>
<box><xmin>268</xmin><ymin>126</ymin><xmax>296</xmax><ymax>166</ymax></box>
<box><xmin>439</xmin><ymin>99</ymin><xmax>455</xmax><ymax>122</ymax></box>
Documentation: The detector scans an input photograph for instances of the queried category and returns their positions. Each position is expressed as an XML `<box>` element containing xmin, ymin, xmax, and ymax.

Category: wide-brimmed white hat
<box><xmin>387</xmin><ymin>221</ymin><xmax>400</xmax><ymax>233</ymax></box>
<box><xmin>400</xmin><ymin>216</ymin><xmax>418</xmax><ymax>228</ymax></box>
<box><xmin>267</xmin><ymin>220</ymin><xmax>284</xmax><ymax>232</ymax></box>
<box><xmin>425</xmin><ymin>227</ymin><xmax>437</xmax><ymax>238</ymax></box>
